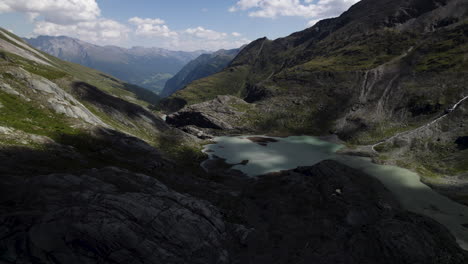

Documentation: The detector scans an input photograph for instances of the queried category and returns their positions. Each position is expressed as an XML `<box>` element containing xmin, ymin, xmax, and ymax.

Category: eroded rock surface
<box><xmin>232</xmin><ymin>160</ymin><xmax>468</xmax><ymax>264</ymax></box>
<box><xmin>0</xmin><ymin>167</ymin><xmax>231</xmax><ymax>264</ymax></box>
<box><xmin>1</xmin><ymin>160</ymin><xmax>466</xmax><ymax>264</ymax></box>
<box><xmin>166</xmin><ymin>96</ymin><xmax>250</xmax><ymax>133</ymax></box>
<box><xmin>2</xmin><ymin>68</ymin><xmax>105</xmax><ymax>126</ymax></box>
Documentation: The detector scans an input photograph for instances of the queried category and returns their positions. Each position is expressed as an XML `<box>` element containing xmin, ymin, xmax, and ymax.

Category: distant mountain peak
<box><xmin>25</xmin><ymin>35</ymin><xmax>208</xmax><ymax>94</ymax></box>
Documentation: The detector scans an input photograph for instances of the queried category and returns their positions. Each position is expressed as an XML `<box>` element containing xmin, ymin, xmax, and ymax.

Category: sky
<box><xmin>0</xmin><ymin>0</ymin><xmax>360</xmax><ymax>51</ymax></box>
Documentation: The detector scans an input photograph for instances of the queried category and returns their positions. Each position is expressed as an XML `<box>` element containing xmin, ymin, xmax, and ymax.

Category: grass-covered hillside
<box><xmin>0</xmin><ymin>28</ymin><xmax>203</xmax><ymax>171</ymax></box>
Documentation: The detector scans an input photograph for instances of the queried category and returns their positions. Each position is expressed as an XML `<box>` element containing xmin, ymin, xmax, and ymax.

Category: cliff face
<box><xmin>162</xmin><ymin>0</ymin><xmax>468</xmax><ymax>186</ymax></box>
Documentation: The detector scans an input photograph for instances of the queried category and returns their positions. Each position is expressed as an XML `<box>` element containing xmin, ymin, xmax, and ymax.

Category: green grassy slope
<box><xmin>0</xmin><ymin>28</ymin><xmax>205</xmax><ymax>170</ymax></box>
<box><xmin>0</xmin><ymin>28</ymin><xmax>165</xmax><ymax>144</ymax></box>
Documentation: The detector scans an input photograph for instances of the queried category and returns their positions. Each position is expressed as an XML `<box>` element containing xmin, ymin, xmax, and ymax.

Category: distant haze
<box><xmin>26</xmin><ymin>35</ymin><xmax>206</xmax><ymax>93</ymax></box>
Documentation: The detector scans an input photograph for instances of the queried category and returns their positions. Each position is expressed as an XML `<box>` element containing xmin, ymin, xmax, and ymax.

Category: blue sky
<box><xmin>0</xmin><ymin>0</ymin><xmax>359</xmax><ymax>51</ymax></box>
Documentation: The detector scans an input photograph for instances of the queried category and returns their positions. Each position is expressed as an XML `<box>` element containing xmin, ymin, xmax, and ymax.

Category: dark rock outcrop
<box><xmin>1</xmin><ymin>160</ymin><xmax>466</xmax><ymax>264</ymax></box>
<box><xmin>231</xmin><ymin>160</ymin><xmax>467</xmax><ymax>264</ymax></box>
<box><xmin>166</xmin><ymin>96</ymin><xmax>251</xmax><ymax>134</ymax></box>
<box><xmin>455</xmin><ymin>136</ymin><xmax>468</xmax><ymax>150</ymax></box>
<box><xmin>0</xmin><ymin>167</ymin><xmax>230</xmax><ymax>264</ymax></box>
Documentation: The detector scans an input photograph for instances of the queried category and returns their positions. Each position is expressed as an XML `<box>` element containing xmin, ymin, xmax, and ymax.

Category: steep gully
<box><xmin>358</xmin><ymin>46</ymin><xmax>468</xmax><ymax>151</ymax></box>
<box><xmin>371</xmin><ymin>95</ymin><xmax>468</xmax><ymax>152</ymax></box>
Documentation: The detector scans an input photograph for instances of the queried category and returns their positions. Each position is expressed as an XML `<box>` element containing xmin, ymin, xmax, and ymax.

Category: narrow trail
<box><xmin>371</xmin><ymin>95</ymin><xmax>468</xmax><ymax>152</ymax></box>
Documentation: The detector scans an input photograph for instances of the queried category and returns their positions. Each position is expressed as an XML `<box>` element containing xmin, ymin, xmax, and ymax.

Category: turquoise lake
<box><xmin>202</xmin><ymin>135</ymin><xmax>468</xmax><ymax>250</ymax></box>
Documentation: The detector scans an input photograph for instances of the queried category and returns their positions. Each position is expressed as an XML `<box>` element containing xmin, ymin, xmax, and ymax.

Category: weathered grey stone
<box><xmin>231</xmin><ymin>160</ymin><xmax>467</xmax><ymax>264</ymax></box>
<box><xmin>0</xmin><ymin>167</ymin><xmax>230</xmax><ymax>264</ymax></box>
<box><xmin>167</xmin><ymin>96</ymin><xmax>249</xmax><ymax>130</ymax></box>
<box><xmin>0</xmin><ymin>82</ymin><xmax>19</xmax><ymax>96</ymax></box>
<box><xmin>0</xmin><ymin>158</ymin><xmax>466</xmax><ymax>264</ymax></box>
<box><xmin>0</xmin><ymin>126</ymin><xmax>12</xmax><ymax>134</ymax></box>
<box><xmin>5</xmin><ymin>68</ymin><xmax>106</xmax><ymax>126</ymax></box>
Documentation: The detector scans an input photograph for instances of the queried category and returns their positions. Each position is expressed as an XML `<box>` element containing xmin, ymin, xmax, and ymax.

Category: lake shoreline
<box><xmin>201</xmin><ymin>135</ymin><xmax>468</xmax><ymax>251</ymax></box>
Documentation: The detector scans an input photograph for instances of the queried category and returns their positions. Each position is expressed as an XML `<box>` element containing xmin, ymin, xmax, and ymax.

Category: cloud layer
<box><xmin>129</xmin><ymin>17</ymin><xmax>178</xmax><ymax>38</ymax></box>
<box><xmin>34</xmin><ymin>19</ymin><xmax>130</xmax><ymax>44</ymax></box>
<box><xmin>0</xmin><ymin>0</ymin><xmax>100</xmax><ymax>24</ymax></box>
<box><xmin>0</xmin><ymin>0</ymin><xmax>359</xmax><ymax>50</ymax></box>
<box><xmin>129</xmin><ymin>20</ymin><xmax>250</xmax><ymax>51</ymax></box>
<box><xmin>0</xmin><ymin>0</ymin><xmax>248</xmax><ymax>50</ymax></box>
<box><xmin>185</xmin><ymin>27</ymin><xmax>228</xmax><ymax>40</ymax></box>
<box><xmin>229</xmin><ymin>0</ymin><xmax>360</xmax><ymax>23</ymax></box>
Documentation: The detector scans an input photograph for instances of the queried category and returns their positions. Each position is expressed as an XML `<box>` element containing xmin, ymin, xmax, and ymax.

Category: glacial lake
<box><xmin>202</xmin><ymin>135</ymin><xmax>468</xmax><ymax>250</ymax></box>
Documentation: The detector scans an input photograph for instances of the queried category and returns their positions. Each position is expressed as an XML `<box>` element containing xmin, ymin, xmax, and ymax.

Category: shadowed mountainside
<box><xmin>161</xmin><ymin>47</ymin><xmax>243</xmax><ymax>97</ymax></box>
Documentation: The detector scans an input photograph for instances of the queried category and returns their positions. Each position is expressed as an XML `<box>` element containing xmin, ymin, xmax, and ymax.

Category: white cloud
<box><xmin>128</xmin><ymin>17</ymin><xmax>165</xmax><ymax>26</ymax></box>
<box><xmin>129</xmin><ymin>23</ymin><xmax>249</xmax><ymax>51</ymax></box>
<box><xmin>229</xmin><ymin>0</ymin><xmax>260</xmax><ymax>12</ymax></box>
<box><xmin>307</xmin><ymin>19</ymin><xmax>319</xmax><ymax>27</ymax></box>
<box><xmin>169</xmin><ymin>37</ymin><xmax>251</xmax><ymax>51</ymax></box>
<box><xmin>0</xmin><ymin>1</ymin><xmax>249</xmax><ymax>50</ymax></box>
<box><xmin>34</xmin><ymin>19</ymin><xmax>130</xmax><ymax>45</ymax></box>
<box><xmin>0</xmin><ymin>0</ymin><xmax>129</xmax><ymax>45</ymax></box>
<box><xmin>126</xmin><ymin>18</ymin><xmax>248</xmax><ymax>51</ymax></box>
<box><xmin>229</xmin><ymin>0</ymin><xmax>360</xmax><ymax>20</ymax></box>
<box><xmin>185</xmin><ymin>27</ymin><xmax>228</xmax><ymax>40</ymax></box>
<box><xmin>168</xmin><ymin>27</ymin><xmax>249</xmax><ymax>51</ymax></box>
<box><xmin>0</xmin><ymin>0</ymin><xmax>100</xmax><ymax>24</ymax></box>
<box><xmin>129</xmin><ymin>17</ymin><xmax>178</xmax><ymax>38</ymax></box>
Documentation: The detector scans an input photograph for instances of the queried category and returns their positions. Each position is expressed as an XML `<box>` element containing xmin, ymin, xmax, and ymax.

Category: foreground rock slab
<box><xmin>231</xmin><ymin>160</ymin><xmax>468</xmax><ymax>264</ymax></box>
<box><xmin>0</xmin><ymin>161</ymin><xmax>466</xmax><ymax>264</ymax></box>
<box><xmin>0</xmin><ymin>167</ymin><xmax>230</xmax><ymax>264</ymax></box>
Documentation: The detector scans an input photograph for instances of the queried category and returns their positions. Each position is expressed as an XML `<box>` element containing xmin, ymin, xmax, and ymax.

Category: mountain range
<box><xmin>25</xmin><ymin>36</ymin><xmax>206</xmax><ymax>94</ymax></box>
<box><xmin>162</xmin><ymin>0</ymin><xmax>468</xmax><ymax>202</ymax></box>
<box><xmin>1</xmin><ymin>0</ymin><xmax>468</xmax><ymax>262</ymax></box>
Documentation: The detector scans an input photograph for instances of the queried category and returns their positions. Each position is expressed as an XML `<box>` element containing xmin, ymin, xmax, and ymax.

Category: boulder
<box><xmin>166</xmin><ymin>96</ymin><xmax>252</xmax><ymax>137</ymax></box>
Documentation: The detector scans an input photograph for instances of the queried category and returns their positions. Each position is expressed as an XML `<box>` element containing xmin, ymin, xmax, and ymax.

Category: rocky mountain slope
<box><xmin>1</xmin><ymin>26</ymin><xmax>467</xmax><ymax>263</ymax></box>
<box><xmin>26</xmin><ymin>36</ymin><xmax>205</xmax><ymax>94</ymax></box>
<box><xmin>162</xmin><ymin>0</ymin><xmax>468</xmax><ymax>202</ymax></box>
<box><xmin>161</xmin><ymin>47</ymin><xmax>243</xmax><ymax>97</ymax></box>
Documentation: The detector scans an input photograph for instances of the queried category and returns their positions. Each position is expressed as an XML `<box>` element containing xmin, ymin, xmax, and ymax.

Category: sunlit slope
<box><xmin>0</xmin><ymin>27</ymin><xmax>167</xmax><ymax>147</ymax></box>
